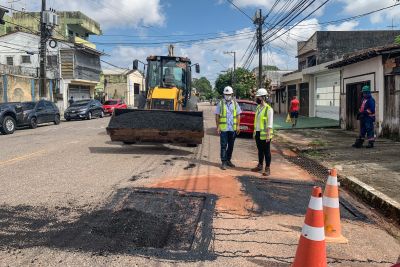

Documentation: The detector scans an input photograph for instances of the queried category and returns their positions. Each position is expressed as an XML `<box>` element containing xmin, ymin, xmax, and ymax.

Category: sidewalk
<box><xmin>276</xmin><ymin>128</ymin><xmax>400</xmax><ymax>224</ymax></box>
<box><xmin>274</xmin><ymin>114</ymin><xmax>339</xmax><ymax>130</ymax></box>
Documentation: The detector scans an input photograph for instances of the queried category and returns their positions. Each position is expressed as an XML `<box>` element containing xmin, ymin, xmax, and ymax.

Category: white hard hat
<box><xmin>256</xmin><ymin>88</ymin><xmax>267</xmax><ymax>97</ymax></box>
<box><xmin>223</xmin><ymin>86</ymin><xmax>234</xmax><ymax>95</ymax></box>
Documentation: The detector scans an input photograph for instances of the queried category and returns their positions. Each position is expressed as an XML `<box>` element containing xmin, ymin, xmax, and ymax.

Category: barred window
<box><xmin>6</xmin><ymin>56</ymin><xmax>13</xmax><ymax>66</ymax></box>
<box><xmin>21</xmin><ymin>55</ymin><xmax>31</xmax><ymax>64</ymax></box>
<box><xmin>47</xmin><ymin>55</ymin><xmax>58</xmax><ymax>67</ymax></box>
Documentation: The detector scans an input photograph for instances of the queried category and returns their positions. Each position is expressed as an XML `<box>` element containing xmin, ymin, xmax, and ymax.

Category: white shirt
<box><xmin>255</xmin><ymin>104</ymin><xmax>273</xmax><ymax>131</ymax></box>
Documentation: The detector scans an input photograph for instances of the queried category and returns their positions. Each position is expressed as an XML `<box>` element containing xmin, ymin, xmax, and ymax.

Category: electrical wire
<box><xmin>225</xmin><ymin>0</ymin><xmax>253</xmax><ymax>21</ymax></box>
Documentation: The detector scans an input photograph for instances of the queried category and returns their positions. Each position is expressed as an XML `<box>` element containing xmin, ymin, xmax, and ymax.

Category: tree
<box><xmin>215</xmin><ymin>68</ymin><xmax>256</xmax><ymax>99</ymax></box>
<box><xmin>193</xmin><ymin>77</ymin><xmax>214</xmax><ymax>100</ymax></box>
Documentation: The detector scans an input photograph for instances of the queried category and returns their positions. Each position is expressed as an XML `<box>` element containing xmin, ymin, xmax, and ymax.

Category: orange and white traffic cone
<box><xmin>292</xmin><ymin>186</ymin><xmax>327</xmax><ymax>267</ymax></box>
<box><xmin>323</xmin><ymin>168</ymin><xmax>348</xmax><ymax>244</ymax></box>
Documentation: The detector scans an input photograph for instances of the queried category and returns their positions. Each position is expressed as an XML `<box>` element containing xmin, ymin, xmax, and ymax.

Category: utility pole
<box><xmin>39</xmin><ymin>0</ymin><xmax>47</xmax><ymax>98</ymax></box>
<box><xmin>254</xmin><ymin>9</ymin><xmax>264</xmax><ymax>88</ymax></box>
<box><xmin>224</xmin><ymin>51</ymin><xmax>236</xmax><ymax>89</ymax></box>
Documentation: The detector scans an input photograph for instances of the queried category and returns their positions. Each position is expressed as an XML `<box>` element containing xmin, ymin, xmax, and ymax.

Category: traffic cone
<box><xmin>292</xmin><ymin>186</ymin><xmax>327</xmax><ymax>267</ymax></box>
<box><xmin>323</xmin><ymin>169</ymin><xmax>348</xmax><ymax>244</ymax></box>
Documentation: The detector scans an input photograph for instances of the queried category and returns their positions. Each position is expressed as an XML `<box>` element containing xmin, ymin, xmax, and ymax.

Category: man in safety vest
<box><xmin>215</xmin><ymin>86</ymin><xmax>242</xmax><ymax>170</ymax></box>
<box><xmin>251</xmin><ymin>88</ymin><xmax>274</xmax><ymax>176</ymax></box>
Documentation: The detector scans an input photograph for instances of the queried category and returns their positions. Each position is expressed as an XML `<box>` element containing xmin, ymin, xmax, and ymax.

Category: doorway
<box><xmin>346</xmin><ymin>81</ymin><xmax>370</xmax><ymax>131</ymax></box>
<box><xmin>299</xmin><ymin>83</ymin><xmax>309</xmax><ymax>116</ymax></box>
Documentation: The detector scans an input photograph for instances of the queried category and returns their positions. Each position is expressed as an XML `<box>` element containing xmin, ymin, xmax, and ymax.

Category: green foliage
<box><xmin>395</xmin><ymin>35</ymin><xmax>400</xmax><ymax>44</ymax></box>
<box><xmin>193</xmin><ymin>77</ymin><xmax>214</xmax><ymax>100</ymax></box>
<box><xmin>215</xmin><ymin>68</ymin><xmax>256</xmax><ymax>99</ymax></box>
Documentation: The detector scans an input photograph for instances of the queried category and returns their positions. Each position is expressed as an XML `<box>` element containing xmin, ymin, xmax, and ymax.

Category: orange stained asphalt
<box><xmin>151</xmin><ymin>148</ymin><xmax>315</xmax><ymax>216</ymax></box>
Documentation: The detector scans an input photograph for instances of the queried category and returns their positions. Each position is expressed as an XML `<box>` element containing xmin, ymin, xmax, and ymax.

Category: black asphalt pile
<box><xmin>108</xmin><ymin>110</ymin><xmax>203</xmax><ymax>132</ymax></box>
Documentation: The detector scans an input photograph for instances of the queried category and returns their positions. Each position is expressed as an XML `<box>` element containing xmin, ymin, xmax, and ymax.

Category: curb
<box><xmin>276</xmin><ymin>133</ymin><xmax>400</xmax><ymax>225</ymax></box>
<box><xmin>338</xmin><ymin>175</ymin><xmax>400</xmax><ymax>225</ymax></box>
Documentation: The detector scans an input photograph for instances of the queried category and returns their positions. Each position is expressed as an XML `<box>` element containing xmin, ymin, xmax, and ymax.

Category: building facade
<box><xmin>281</xmin><ymin>30</ymin><xmax>400</xmax><ymax>121</ymax></box>
<box><xmin>103</xmin><ymin>69</ymin><xmax>145</xmax><ymax>107</ymax></box>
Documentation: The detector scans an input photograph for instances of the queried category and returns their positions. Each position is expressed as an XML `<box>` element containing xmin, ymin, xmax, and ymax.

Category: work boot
<box><xmin>263</xmin><ymin>167</ymin><xmax>271</xmax><ymax>176</ymax></box>
<box><xmin>251</xmin><ymin>164</ymin><xmax>262</xmax><ymax>172</ymax></box>
<box><xmin>221</xmin><ymin>162</ymin><xmax>227</xmax><ymax>170</ymax></box>
<box><xmin>226</xmin><ymin>161</ymin><xmax>236</xmax><ymax>168</ymax></box>
<box><xmin>366</xmin><ymin>141</ymin><xmax>374</xmax><ymax>149</ymax></box>
<box><xmin>352</xmin><ymin>138</ymin><xmax>364</xmax><ymax>148</ymax></box>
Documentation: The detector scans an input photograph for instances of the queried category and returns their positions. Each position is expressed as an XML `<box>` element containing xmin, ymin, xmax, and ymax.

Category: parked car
<box><xmin>0</xmin><ymin>100</ymin><xmax>60</xmax><ymax>135</ymax></box>
<box><xmin>64</xmin><ymin>99</ymin><xmax>104</xmax><ymax>121</ymax></box>
<box><xmin>237</xmin><ymin>99</ymin><xmax>257</xmax><ymax>134</ymax></box>
<box><xmin>102</xmin><ymin>99</ymin><xmax>127</xmax><ymax>115</ymax></box>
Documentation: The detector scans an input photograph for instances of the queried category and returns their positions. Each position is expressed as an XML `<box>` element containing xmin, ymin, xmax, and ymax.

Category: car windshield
<box><xmin>104</xmin><ymin>100</ymin><xmax>118</xmax><ymax>105</ymax></box>
<box><xmin>239</xmin><ymin>102</ymin><xmax>257</xmax><ymax>112</ymax></box>
<box><xmin>70</xmin><ymin>100</ymin><xmax>90</xmax><ymax>107</ymax></box>
<box><xmin>21</xmin><ymin>102</ymin><xmax>36</xmax><ymax>110</ymax></box>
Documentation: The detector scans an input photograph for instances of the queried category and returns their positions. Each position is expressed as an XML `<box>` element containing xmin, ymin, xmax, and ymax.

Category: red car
<box><xmin>103</xmin><ymin>99</ymin><xmax>127</xmax><ymax>115</ymax></box>
<box><xmin>238</xmin><ymin>99</ymin><xmax>257</xmax><ymax>134</ymax></box>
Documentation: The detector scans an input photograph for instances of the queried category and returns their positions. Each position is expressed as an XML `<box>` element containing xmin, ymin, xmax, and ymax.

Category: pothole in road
<box><xmin>0</xmin><ymin>189</ymin><xmax>216</xmax><ymax>259</ymax></box>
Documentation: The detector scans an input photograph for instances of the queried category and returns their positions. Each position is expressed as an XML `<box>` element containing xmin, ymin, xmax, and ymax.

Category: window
<box><xmin>6</xmin><ymin>56</ymin><xmax>13</xmax><ymax>66</ymax></box>
<box><xmin>104</xmin><ymin>100</ymin><xmax>118</xmax><ymax>105</ymax></box>
<box><xmin>21</xmin><ymin>55</ymin><xmax>31</xmax><ymax>64</ymax></box>
<box><xmin>44</xmin><ymin>101</ymin><xmax>54</xmax><ymax>110</ymax></box>
<box><xmin>36</xmin><ymin>101</ymin><xmax>46</xmax><ymax>110</ymax></box>
<box><xmin>238</xmin><ymin>102</ymin><xmax>257</xmax><ymax>112</ymax></box>
<box><xmin>307</xmin><ymin>55</ymin><xmax>316</xmax><ymax>67</ymax></box>
<box><xmin>47</xmin><ymin>55</ymin><xmax>58</xmax><ymax>67</ymax></box>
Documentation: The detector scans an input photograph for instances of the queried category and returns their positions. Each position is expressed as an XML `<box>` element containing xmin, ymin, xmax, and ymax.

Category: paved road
<box><xmin>0</xmin><ymin>103</ymin><xmax>399</xmax><ymax>266</ymax></box>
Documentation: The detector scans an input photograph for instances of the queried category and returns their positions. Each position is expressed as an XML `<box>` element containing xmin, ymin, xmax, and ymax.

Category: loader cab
<box><xmin>145</xmin><ymin>56</ymin><xmax>197</xmax><ymax>111</ymax></box>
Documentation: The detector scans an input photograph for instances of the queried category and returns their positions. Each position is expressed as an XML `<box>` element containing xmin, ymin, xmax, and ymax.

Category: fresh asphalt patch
<box><xmin>237</xmin><ymin>176</ymin><xmax>368</xmax><ymax>222</ymax></box>
<box><xmin>0</xmin><ymin>188</ymin><xmax>217</xmax><ymax>261</ymax></box>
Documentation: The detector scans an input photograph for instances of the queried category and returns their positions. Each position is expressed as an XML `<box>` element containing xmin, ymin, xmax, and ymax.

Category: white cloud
<box><xmin>106</xmin><ymin>20</ymin><xmax>321</xmax><ymax>86</ymax></box>
<box><xmin>326</xmin><ymin>20</ymin><xmax>359</xmax><ymax>31</ymax></box>
<box><xmin>338</xmin><ymin>0</ymin><xmax>400</xmax><ymax>24</ymax></box>
<box><xmin>1</xmin><ymin>0</ymin><xmax>165</xmax><ymax>29</ymax></box>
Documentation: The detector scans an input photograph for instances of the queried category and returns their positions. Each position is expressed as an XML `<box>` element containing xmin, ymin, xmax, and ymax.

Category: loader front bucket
<box><xmin>106</xmin><ymin>109</ymin><xmax>204</xmax><ymax>145</ymax></box>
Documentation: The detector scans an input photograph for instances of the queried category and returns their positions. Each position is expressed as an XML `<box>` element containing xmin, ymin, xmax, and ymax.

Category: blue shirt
<box><xmin>215</xmin><ymin>100</ymin><xmax>242</xmax><ymax>131</ymax></box>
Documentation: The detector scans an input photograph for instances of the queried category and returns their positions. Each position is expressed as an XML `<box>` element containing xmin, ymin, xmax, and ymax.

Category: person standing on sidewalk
<box><xmin>251</xmin><ymin>88</ymin><xmax>274</xmax><ymax>176</ymax></box>
<box><xmin>289</xmin><ymin>96</ymin><xmax>300</xmax><ymax>127</ymax></box>
<box><xmin>352</xmin><ymin>85</ymin><xmax>376</xmax><ymax>148</ymax></box>
<box><xmin>215</xmin><ymin>86</ymin><xmax>242</xmax><ymax>170</ymax></box>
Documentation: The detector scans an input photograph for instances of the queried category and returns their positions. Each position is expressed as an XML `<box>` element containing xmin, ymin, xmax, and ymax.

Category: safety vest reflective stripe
<box><xmin>301</xmin><ymin>224</ymin><xmax>325</xmax><ymax>241</ymax></box>
<box><xmin>323</xmin><ymin>196</ymin><xmax>340</xmax><ymax>208</ymax></box>
<box><xmin>219</xmin><ymin>100</ymin><xmax>237</xmax><ymax>131</ymax></box>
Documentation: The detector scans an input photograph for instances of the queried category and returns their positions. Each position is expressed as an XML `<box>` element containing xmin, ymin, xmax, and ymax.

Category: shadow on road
<box><xmin>0</xmin><ymin>188</ymin><xmax>217</xmax><ymax>262</ymax></box>
<box><xmin>238</xmin><ymin>176</ymin><xmax>369</xmax><ymax>223</ymax></box>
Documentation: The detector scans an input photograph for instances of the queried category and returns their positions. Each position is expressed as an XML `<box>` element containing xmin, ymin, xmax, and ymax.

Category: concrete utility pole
<box><xmin>254</xmin><ymin>9</ymin><xmax>264</xmax><ymax>88</ymax></box>
<box><xmin>39</xmin><ymin>0</ymin><xmax>47</xmax><ymax>98</ymax></box>
<box><xmin>224</xmin><ymin>51</ymin><xmax>236</xmax><ymax>89</ymax></box>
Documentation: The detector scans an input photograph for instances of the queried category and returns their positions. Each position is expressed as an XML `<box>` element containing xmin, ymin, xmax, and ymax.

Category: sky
<box><xmin>2</xmin><ymin>0</ymin><xmax>400</xmax><ymax>85</ymax></box>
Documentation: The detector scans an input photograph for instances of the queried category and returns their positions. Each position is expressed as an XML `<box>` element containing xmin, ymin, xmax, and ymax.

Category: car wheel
<box><xmin>29</xmin><ymin>117</ymin><xmax>38</xmax><ymax>129</ymax></box>
<box><xmin>100</xmin><ymin>111</ymin><xmax>104</xmax><ymax>118</ymax></box>
<box><xmin>54</xmin><ymin>114</ymin><xmax>61</xmax><ymax>125</ymax></box>
<box><xmin>1</xmin><ymin>116</ymin><xmax>16</xmax><ymax>134</ymax></box>
<box><xmin>87</xmin><ymin>112</ymin><xmax>92</xmax><ymax>120</ymax></box>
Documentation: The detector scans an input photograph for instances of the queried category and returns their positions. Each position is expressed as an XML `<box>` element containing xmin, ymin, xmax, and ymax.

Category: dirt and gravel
<box><xmin>108</xmin><ymin>110</ymin><xmax>204</xmax><ymax>132</ymax></box>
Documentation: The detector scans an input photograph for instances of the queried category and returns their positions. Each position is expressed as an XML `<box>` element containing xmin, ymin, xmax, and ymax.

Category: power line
<box><xmin>225</xmin><ymin>0</ymin><xmax>253</xmax><ymax>21</ymax></box>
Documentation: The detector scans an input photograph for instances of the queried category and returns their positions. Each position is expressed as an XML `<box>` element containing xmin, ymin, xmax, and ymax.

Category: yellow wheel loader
<box><xmin>106</xmin><ymin>53</ymin><xmax>204</xmax><ymax>145</ymax></box>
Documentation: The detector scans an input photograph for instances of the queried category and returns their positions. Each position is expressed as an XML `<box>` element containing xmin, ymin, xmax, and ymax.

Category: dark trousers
<box><xmin>359</xmin><ymin>118</ymin><xmax>375</xmax><ymax>141</ymax></box>
<box><xmin>220</xmin><ymin>131</ymin><xmax>236</xmax><ymax>162</ymax></box>
<box><xmin>255</xmin><ymin>131</ymin><xmax>271</xmax><ymax>167</ymax></box>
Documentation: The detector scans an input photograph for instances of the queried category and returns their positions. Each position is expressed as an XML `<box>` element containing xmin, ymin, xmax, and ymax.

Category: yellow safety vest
<box><xmin>254</xmin><ymin>104</ymin><xmax>274</xmax><ymax>140</ymax></box>
<box><xmin>219</xmin><ymin>100</ymin><xmax>237</xmax><ymax>131</ymax></box>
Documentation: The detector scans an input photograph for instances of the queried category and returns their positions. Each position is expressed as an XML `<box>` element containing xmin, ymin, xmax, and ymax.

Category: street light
<box><xmin>224</xmin><ymin>51</ymin><xmax>236</xmax><ymax>87</ymax></box>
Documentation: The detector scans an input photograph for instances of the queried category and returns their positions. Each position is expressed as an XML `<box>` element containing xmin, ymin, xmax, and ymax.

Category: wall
<box><xmin>341</xmin><ymin>56</ymin><xmax>384</xmax><ymax>134</ymax></box>
<box><xmin>317</xmin><ymin>31</ymin><xmax>400</xmax><ymax>64</ymax></box>
<box><xmin>314</xmin><ymin>71</ymin><xmax>340</xmax><ymax>120</ymax></box>
<box><xmin>0</xmin><ymin>74</ymin><xmax>55</xmax><ymax>103</ymax></box>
